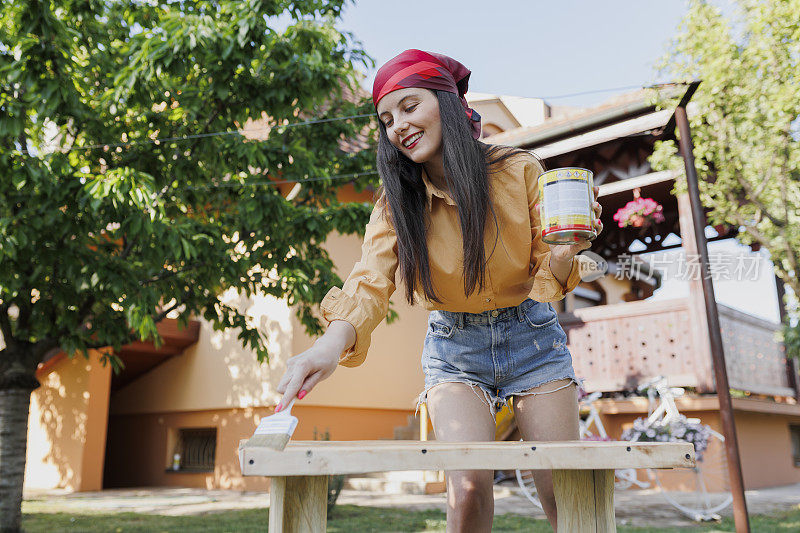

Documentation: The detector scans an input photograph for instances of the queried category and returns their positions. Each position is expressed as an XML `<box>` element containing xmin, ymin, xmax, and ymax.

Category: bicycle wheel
<box><xmin>613</xmin><ymin>468</ymin><xmax>642</xmax><ymax>490</ymax></box>
<box><xmin>652</xmin><ymin>428</ymin><xmax>734</xmax><ymax>520</ymax></box>
<box><xmin>514</xmin><ymin>468</ymin><xmax>543</xmax><ymax>509</ymax></box>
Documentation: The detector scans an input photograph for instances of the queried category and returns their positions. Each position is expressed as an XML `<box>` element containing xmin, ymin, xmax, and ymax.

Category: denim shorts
<box><xmin>415</xmin><ymin>298</ymin><xmax>581</xmax><ymax>421</ymax></box>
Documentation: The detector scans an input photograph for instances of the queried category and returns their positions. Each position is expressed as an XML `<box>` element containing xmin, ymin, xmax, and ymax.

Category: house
<box><xmin>482</xmin><ymin>82</ymin><xmax>800</xmax><ymax>492</ymax></box>
<box><xmin>22</xmin><ymin>83</ymin><xmax>800</xmax><ymax>495</ymax></box>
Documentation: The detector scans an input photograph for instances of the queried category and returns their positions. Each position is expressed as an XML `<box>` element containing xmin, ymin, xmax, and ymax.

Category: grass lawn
<box><xmin>21</xmin><ymin>505</ymin><xmax>800</xmax><ymax>532</ymax></box>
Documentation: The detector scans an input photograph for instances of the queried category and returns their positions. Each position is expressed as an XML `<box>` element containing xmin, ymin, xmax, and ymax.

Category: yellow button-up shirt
<box><xmin>320</xmin><ymin>151</ymin><xmax>590</xmax><ymax>367</ymax></box>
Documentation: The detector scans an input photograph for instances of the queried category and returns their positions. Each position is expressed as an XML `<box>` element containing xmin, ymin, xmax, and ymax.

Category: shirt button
<box><xmin>491</xmin><ymin>310</ymin><xmax>499</xmax><ymax>317</ymax></box>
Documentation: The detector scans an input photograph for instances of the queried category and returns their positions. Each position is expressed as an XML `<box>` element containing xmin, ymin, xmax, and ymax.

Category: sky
<box><xmin>337</xmin><ymin>1</ymin><xmax>695</xmax><ymax>107</ymax></box>
<box><xmin>332</xmin><ymin>0</ymin><xmax>786</xmax><ymax>324</ymax></box>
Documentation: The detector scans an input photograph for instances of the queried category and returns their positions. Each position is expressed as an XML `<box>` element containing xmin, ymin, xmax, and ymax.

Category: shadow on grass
<box><xmin>21</xmin><ymin>506</ymin><xmax>547</xmax><ymax>533</ymax></box>
<box><xmin>22</xmin><ymin>505</ymin><xmax>800</xmax><ymax>532</ymax></box>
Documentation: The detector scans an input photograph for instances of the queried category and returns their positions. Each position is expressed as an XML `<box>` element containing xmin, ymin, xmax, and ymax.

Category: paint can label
<box><xmin>537</xmin><ymin>167</ymin><xmax>596</xmax><ymax>244</ymax></box>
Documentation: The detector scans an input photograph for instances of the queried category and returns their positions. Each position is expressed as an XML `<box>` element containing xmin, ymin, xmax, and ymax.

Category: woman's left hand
<box><xmin>547</xmin><ymin>186</ymin><xmax>603</xmax><ymax>262</ymax></box>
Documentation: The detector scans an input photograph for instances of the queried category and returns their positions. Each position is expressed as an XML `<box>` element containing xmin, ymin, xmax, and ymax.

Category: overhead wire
<box><xmin>530</xmin><ymin>84</ymin><xmax>647</xmax><ymax>100</ymax></box>
<box><xmin>15</xmin><ymin>112</ymin><xmax>375</xmax><ymax>156</ymax></box>
<box><xmin>13</xmin><ymin>82</ymin><xmax>669</xmax><ymax>188</ymax></box>
<box><xmin>181</xmin><ymin>170</ymin><xmax>379</xmax><ymax>191</ymax></box>
<box><xmin>13</xmin><ymin>83</ymin><xmax>666</xmax><ymax>157</ymax></box>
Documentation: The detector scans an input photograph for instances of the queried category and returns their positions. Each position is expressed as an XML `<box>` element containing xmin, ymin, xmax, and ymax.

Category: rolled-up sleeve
<box><xmin>524</xmin><ymin>155</ymin><xmax>592</xmax><ymax>302</ymax></box>
<box><xmin>319</xmin><ymin>195</ymin><xmax>398</xmax><ymax>367</ymax></box>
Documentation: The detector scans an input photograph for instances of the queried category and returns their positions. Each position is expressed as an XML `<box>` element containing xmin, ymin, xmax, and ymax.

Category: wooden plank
<box><xmin>240</xmin><ymin>440</ymin><xmax>694</xmax><ymax>477</ymax></box>
<box><xmin>593</xmin><ymin>470</ymin><xmax>616</xmax><ymax>531</ymax></box>
<box><xmin>560</xmin><ymin>297</ymin><xmax>690</xmax><ymax>325</ymax></box>
<box><xmin>732</xmin><ymin>397</ymin><xmax>800</xmax><ymax>416</ymax></box>
<box><xmin>535</xmin><ymin>109</ymin><xmax>673</xmax><ymax>159</ymax></box>
<box><xmin>269</xmin><ymin>477</ymin><xmax>286</xmax><ymax>532</ymax></box>
<box><xmin>553</xmin><ymin>469</ymin><xmax>616</xmax><ymax>532</ymax></box>
<box><xmin>269</xmin><ymin>475</ymin><xmax>327</xmax><ymax>533</ymax></box>
<box><xmin>597</xmin><ymin>170</ymin><xmax>677</xmax><ymax>198</ymax></box>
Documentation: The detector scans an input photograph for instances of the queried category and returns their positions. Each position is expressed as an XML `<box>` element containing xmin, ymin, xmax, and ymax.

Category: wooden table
<box><xmin>239</xmin><ymin>440</ymin><xmax>695</xmax><ymax>532</ymax></box>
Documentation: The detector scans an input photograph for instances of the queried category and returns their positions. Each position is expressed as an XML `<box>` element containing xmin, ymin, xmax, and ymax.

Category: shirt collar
<box><xmin>420</xmin><ymin>167</ymin><xmax>456</xmax><ymax>206</ymax></box>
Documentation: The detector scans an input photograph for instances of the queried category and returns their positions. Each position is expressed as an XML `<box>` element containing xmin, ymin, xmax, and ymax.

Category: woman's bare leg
<box><xmin>426</xmin><ymin>382</ymin><xmax>497</xmax><ymax>533</ymax></box>
<box><xmin>512</xmin><ymin>378</ymin><xmax>580</xmax><ymax>532</ymax></box>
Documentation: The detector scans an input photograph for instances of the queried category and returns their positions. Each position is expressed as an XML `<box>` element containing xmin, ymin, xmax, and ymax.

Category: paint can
<box><xmin>537</xmin><ymin>167</ymin><xmax>596</xmax><ymax>245</ymax></box>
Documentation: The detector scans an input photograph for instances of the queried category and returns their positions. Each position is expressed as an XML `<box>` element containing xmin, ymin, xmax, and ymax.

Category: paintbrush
<box><xmin>242</xmin><ymin>398</ymin><xmax>298</xmax><ymax>450</ymax></box>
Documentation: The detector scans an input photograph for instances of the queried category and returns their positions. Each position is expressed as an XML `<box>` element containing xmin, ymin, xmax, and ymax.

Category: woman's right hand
<box><xmin>274</xmin><ymin>320</ymin><xmax>356</xmax><ymax>411</ymax></box>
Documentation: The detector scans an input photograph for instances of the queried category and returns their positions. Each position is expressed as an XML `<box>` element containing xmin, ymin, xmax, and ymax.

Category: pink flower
<box><xmin>613</xmin><ymin>197</ymin><xmax>665</xmax><ymax>228</ymax></box>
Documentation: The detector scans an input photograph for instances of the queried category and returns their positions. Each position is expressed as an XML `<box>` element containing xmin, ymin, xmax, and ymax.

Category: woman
<box><xmin>275</xmin><ymin>49</ymin><xmax>603</xmax><ymax>532</ymax></box>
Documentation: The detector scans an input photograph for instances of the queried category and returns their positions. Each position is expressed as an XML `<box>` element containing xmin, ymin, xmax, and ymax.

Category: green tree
<box><xmin>0</xmin><ymin>1</ymin><xmax>378</xmax><ymax>530</ymax></box>
<box><xmin>649</xmin><ymin>0</ymin><xmax>800</xmax><ymax>310</ymax></box>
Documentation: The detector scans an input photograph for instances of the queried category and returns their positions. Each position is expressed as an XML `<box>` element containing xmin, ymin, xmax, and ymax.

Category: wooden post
<box><xmin>269</xmin><ymin>475</ymin><xmax>328</xmax><ymax>533</ymax></box>
<box><xmin>419</xmin><ymin>402</ymin><xmax>429</xmax><ymax>441</ymax></box>
<box><xmin>675</xmin><ymin>101</ymin><xmax>750</xmax><ymax>532</ymax></box>
<box><xmin>553</xmin><ymin>469</ymin><xmax>615</xmax><ymax>532</ymax></box>
<box><xmin>676</xmin><ymin>192</ymin><xmax>716</xmax><ymax>392</ymax></box>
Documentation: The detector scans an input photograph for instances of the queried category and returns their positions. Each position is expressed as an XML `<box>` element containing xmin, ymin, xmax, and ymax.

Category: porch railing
<box><xmin>717</xmin><ymin>304</ymin><xmax>792</xmax><ymax>397</ymax></box>
<box><xmin>561</xmin><ymin>298</ymin><xmax>793</xmax><ymax>398</ymax></box>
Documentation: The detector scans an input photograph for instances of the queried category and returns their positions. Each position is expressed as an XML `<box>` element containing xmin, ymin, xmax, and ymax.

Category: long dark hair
<box><xmin>376</xmin><ymin>89</ymin><xmax>532</xmax><ymax>305</ymax></box>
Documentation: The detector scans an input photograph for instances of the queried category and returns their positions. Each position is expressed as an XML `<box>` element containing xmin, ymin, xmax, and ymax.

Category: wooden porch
<box><xmin>562</xmin><ymin>298</ymin><xmax>795</xmax><ymax>399</ymax></box>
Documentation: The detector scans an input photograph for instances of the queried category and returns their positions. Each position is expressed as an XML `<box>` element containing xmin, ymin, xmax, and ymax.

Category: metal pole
<box><xmin>674</xmin><ymin>104</ymin><xmax>750</xmax><ymax>532</ymax></box>
<box><xmin>775</xmin><ymin>275</ymin><xmax>788</xmax><ymax>324</ymax></box>
<box><xmin>777</xmin><ymin>275</ymin><xmax>800</xmax><ymax>401</ymax></box>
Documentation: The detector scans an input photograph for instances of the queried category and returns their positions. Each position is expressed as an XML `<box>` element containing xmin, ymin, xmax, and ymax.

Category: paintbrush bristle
<box><xmin>243</xmin><ymin>399</ymin><xmax>298</xmax><ymax>451</ymax></box>
<box><xmin>244</xmin><ymin>432</ymin><xmax>291</xmax><ymax>450</ymax></box>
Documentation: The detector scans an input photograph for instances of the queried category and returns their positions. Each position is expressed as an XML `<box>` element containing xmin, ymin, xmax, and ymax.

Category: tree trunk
<box><xmin>0</xmin><ymin>373</ymin><xmax>39</xmax><ymax>533</ymax></box>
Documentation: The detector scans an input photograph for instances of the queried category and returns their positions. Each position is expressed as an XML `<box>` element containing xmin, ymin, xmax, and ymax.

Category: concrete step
<box><xmin>393</xmin><ymin>413</ymin><xmax>422</xmax><ymax>440</ymax></box>
<box><xmin>343</xmin><ymin>470</ymin><xmax>445</xmax><ymax>494</ymax></box>
<box><xmin>357</xmin><ymin>470</ymin><xmax>438</xmax><ymax>481</ymax></box>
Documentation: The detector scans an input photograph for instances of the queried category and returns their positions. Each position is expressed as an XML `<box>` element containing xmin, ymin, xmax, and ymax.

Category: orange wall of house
<box><xmin>104</xmin><ymin>405</ymin><xmax>413</xmax><ymax>490</ymax></box>
<box><xmin>25</xmin><ymin>350</ymin><xmax>111</xmax><ymax>491</ymax></box>
<box><xmin>734</xmin><ymin>410</ymin><xmax>800</xmax><ymax>489</ymax></box>
<box><xmin>109</xmin><ymin>226</ymin><xmax>429</xmax><ymax>418</ymax></box>
<box><xmin>289</xmin><ymin>227</ymin><xmax>430</xmax><ymax>412</ymax></box>
<box><xmin>594</xmin><ymin>398</ymin><xmax>800</xmax><ymax>491</ymax></box>
<box><xmin>336</xmin><ymin>184</ymin><xmax>375</xmax><ymax>203</ymax></box>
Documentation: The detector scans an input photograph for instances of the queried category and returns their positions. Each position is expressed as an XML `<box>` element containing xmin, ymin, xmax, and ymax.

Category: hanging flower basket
<box><xmin>621</xmin><ymin>415</ymin><xmax>711</xmax><ymax>461</ymax></box>
<box><xmin>613</xmin><ymin>197</ymin><xmax>666</xmax><ymax>229</ymax></box>
<box><xmin>713</xmin><ymin>223</ymin><xmax>734</xmax><ymax>237</ymax></box>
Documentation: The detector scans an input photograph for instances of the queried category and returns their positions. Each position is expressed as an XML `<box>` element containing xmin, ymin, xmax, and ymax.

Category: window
<box><xmin>791</xmin><ymin>425</ymin><xmax>800</xmax><ymax>467</ymax></box>
<box><xmin>174</xmin><ymin>428</ymin><xmax>217</xmax><ymax>472</ymax></box>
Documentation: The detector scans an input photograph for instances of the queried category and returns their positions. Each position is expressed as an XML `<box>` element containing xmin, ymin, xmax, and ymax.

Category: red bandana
<box><xmin>372</xmin><ymin>49</ymin><xmax>482</xmax><ymax>139</ymax></box>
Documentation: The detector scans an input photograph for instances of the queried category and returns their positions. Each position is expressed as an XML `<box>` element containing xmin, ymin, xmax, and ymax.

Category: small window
<box><xmin>791</xmin><ymin>425</ymin><xmax>800</xmax><ymax>467</ymax></box>
<box><xmin>174</xmin><ymin>428</ymin><xmax>217</xmax><ymax>472</ymax></box>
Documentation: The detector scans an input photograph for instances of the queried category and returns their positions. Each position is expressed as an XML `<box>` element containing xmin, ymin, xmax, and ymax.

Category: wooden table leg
<box><xmin>269</xmin><ymin>475</ymin><xmax>328</xmax><ymax>532</ymax></box>
<box><xmin>553</xmin><ymin>469</ymin><xmax>615</xmax><ymax>533</ymax></box>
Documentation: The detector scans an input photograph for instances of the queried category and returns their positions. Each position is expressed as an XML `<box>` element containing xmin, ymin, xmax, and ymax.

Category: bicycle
<box><xmin>625</xmin><ymin>376</ymin><xmax>733</xmax><ymax>521</ymax></box>
<box><xmin>514</xmin><ymin>376</ymin><xmax>733</xmax><ymax>521</ymax></box>
<box><xmin>514</xmin><ymin>389</ymin><xmax>647</xmax><ymax>510</ymax></box>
